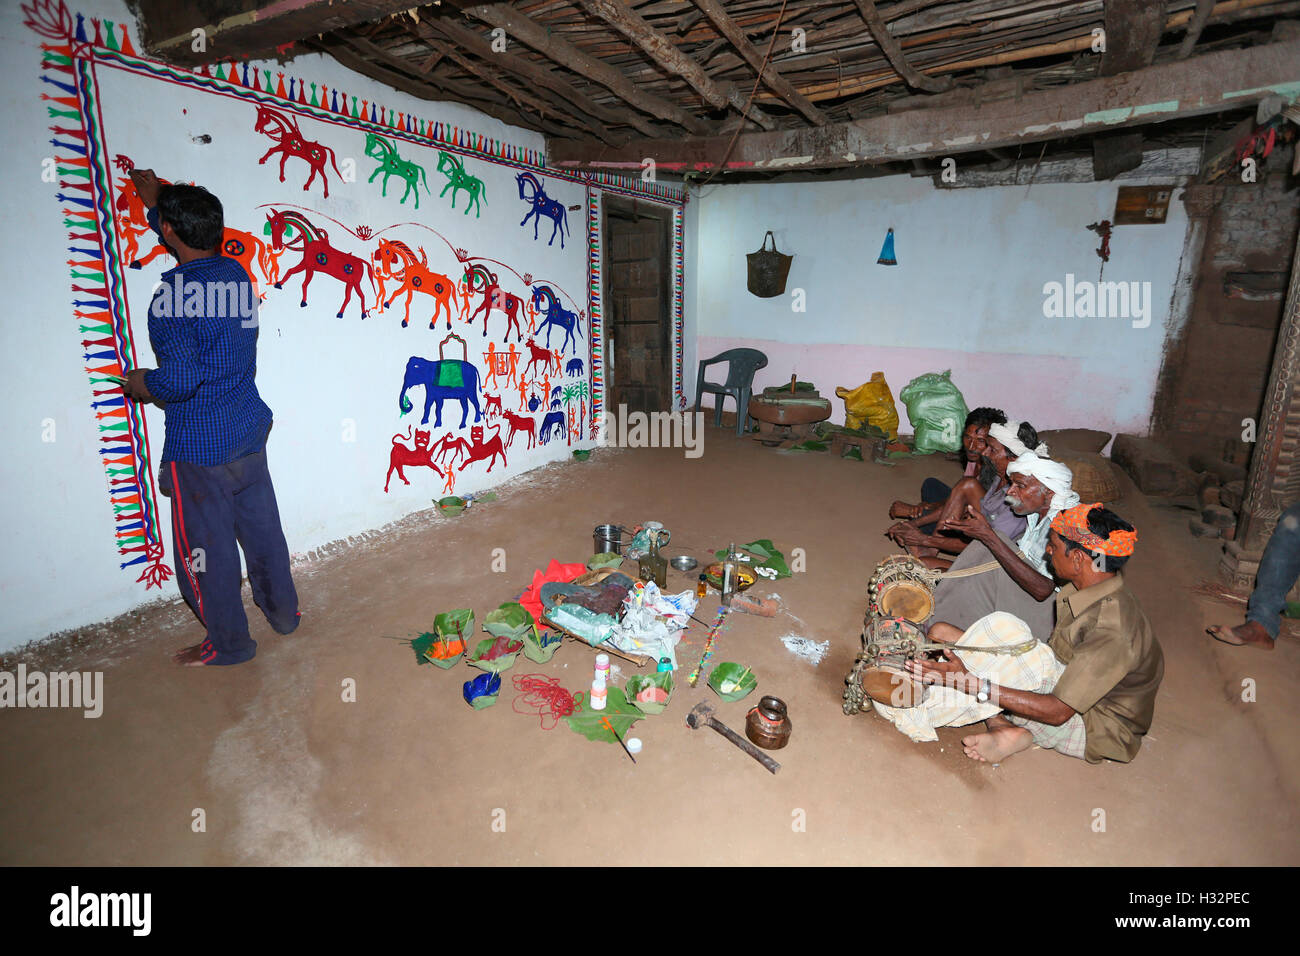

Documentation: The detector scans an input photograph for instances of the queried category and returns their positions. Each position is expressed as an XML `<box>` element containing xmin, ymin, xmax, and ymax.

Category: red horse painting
<box><xmin>253</xmin><ymin>105</ymin><xmax>344</xmax><ymax>198</ymax></box>
<box><xmin>266</xmin><ymin>209</ymin><xmax>373</xmax><ymax>318</ymax></box>
<box><xmin>464</xmin><ymin>263</ymin><xmax>526</xmax><ymax>341</ymax></box>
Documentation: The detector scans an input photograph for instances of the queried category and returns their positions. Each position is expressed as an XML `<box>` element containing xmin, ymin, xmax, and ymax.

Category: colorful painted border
<box><xmin>586</xmin><ymin>187</ymin><xmax>603</xmax><ymax>435</ymax></box>
<box><xmin>673</xmin><ymin>205</ymin><xmax>685</xmax><ymax>410</ymax></box>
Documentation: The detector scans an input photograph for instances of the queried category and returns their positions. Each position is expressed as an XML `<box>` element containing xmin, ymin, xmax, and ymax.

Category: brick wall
<box><xmin>1152</xmin><ymin>164</ymin><xmax>1300</xmax><ymax>465</ymax></box>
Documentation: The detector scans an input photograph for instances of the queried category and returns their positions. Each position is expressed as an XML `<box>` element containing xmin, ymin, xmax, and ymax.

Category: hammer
<box><xmin>686</xmin><ymin>701</ymin><xmax>781</xmax><ymax>775</ymax></box>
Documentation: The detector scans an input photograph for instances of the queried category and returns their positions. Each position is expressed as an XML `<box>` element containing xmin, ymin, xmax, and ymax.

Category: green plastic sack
<box><xmin>899</xmin><ymin>370</ymin><xmax>969</xmax><ymax>455</ymax></box>
<box><xmin>835</xmin><ymin>372</ymin><xmax>899</xmax><ymax>441</ymax></box>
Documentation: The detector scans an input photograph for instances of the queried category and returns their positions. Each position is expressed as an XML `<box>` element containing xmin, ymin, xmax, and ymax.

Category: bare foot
<box><xmin>1208</xmin><ymin>622</ymin><xmax>1275</xmax><ymax>651</ymax></box>
<box><xmin>172</xmin><ymin>643</ymin><xmax>211</xmax><ymax>667</ymax></box>
<box><xmin>889</xmin><ymin>501</ymin><xmax>919</xmax><ymax>520</ymax></box>
<box><xmin>961</xmin><ymin>717</ymin><xmax>1033</xmax><ymax>764</ymax></box>
<box><xmin>929</xmin><ymin>622</ymin><xmax>963</xmax><ymax>644</ymax></box>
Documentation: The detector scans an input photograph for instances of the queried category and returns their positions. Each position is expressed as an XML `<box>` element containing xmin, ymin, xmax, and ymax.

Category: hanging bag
<box><xmin>747</xmin><ymin>231</ymin><xmax>793</xmax><ymax>298</ymax></box>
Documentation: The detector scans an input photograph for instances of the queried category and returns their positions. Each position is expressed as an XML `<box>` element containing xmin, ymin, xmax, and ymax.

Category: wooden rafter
<box><xmin>412</xmin><ymin>16</ymin><xmax>656</xmax><ymax>140</ymax></box>
<box><xmin>308</xmin><ymin>36</ymin><xmax>547</xmax><ymax>134</ymax></box>
<box><xmin>689</xmin><ymin>0</ymin><xmax>828</xmax><ymax>125</ymax></box>
<box><xmin>850</xmin><ymin>0</ymin><xmax>952</xmax><ymax>92</ymax></box>
<box><xmin>1178</xmin><ymin>0</ymin><xmax>1219</xmax><ymax>57</ymax></box>
<box><xmin>463</xmin><ymin>3</ymin><xmax>714</xmax><ymax>135</ymax></box>
<box><xmin>575</xmin><ymin>0</ymin><xmax>777</xmax><ymax>130</ymax></box>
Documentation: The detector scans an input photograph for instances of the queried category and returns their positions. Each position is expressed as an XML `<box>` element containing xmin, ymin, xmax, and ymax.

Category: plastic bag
<box><xmin>835</xmin><ymin>372</ymin><xmax>899</xmax><ymax>440</ymax></box>
<box><xmin>898</xmin><ymin>370</ymin><xmax>969</xmax><ymax>455</ymax></box>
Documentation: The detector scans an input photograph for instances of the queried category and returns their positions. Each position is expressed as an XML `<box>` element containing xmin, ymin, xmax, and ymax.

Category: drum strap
<box><xmin>917</xmin><ymin>637</ymin><xmax>1039</xmax><ymax>656</ymax></box>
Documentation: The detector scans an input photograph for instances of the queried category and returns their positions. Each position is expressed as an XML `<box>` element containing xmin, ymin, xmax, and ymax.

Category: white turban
<box><xmin>988</xmin><ymin>421</ymin><xmax>1048</xmax><ymax>459</ymax></box>
<box><xmin>1006</xmin><ymin>451</ymin><xmax>1080</xmax><ymax>574</ymax></box>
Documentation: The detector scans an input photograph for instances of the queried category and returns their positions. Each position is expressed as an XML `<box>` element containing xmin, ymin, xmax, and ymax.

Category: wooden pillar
<box><xmin>1219</xmin><ymin>213</ymin><xmax>1300</xmax><ymax>588</ymax></box>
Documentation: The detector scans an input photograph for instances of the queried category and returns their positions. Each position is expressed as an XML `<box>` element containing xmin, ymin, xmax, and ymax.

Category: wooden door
<box><xmin>604</xmin><ymin>196</ymin><xmax>671</xmax><ymax>414</ymax></box>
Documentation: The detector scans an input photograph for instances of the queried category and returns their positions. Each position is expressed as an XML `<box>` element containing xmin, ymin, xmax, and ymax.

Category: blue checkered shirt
<box><xmin>143</xmin><ymin>209</ymin><xmax>273</xmax><ymax>465</ymax></box>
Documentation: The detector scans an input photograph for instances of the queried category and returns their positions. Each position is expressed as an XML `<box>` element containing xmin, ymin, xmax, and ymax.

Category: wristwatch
<box><xmin>976</xmin><ymin>678</ymin><xmax>992</xmax><ymax>703</ymax></box>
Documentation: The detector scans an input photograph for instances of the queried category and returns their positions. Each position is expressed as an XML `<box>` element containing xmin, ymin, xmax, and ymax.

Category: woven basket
<box><xmin>1059</xmin><ymin>453</ymin><xmax>1122</xmax><ymax>503</ymax></box>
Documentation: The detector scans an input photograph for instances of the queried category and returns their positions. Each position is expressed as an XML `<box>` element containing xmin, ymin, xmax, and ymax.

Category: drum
<box><xmin>866</xmin><ymin>555</ymin><xmax>938</xmax><ymax>624</ymax></box>
<box><xmin>842</xmin><ymin>617</ymin><xmax>929</xmax><ymax>714</ymax></box>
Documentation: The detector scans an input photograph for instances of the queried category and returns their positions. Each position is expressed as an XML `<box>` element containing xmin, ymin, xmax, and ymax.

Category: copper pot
<box><xmin>746</xmin><ymin>696</ymin><xmax>792</xmax><ymax>750</ymax></box>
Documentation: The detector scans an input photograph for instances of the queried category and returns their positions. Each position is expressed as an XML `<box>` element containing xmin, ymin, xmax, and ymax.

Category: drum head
<box><xmin>861</xmin><ymin>665</ymin><xmax>927</xmax><ymax>708</ymax></box>
<box><xmin>878</xmin><ymin>581</ymin><xmax>933</xmax><ymax>623</ymax></box>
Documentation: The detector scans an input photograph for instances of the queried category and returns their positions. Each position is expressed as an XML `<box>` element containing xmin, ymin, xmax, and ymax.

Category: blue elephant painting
<box><xmin>398</xmin><ymin>355</ymin><xmax>483</xmax><ymax>427</ymax></box>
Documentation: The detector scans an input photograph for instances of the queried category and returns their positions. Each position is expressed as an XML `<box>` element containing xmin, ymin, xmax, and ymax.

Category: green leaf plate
<box><xmin>565</xmin><ymin>686</ymin><xmax>643</xmax><ymax>743</ymax></box>
<box><xmin>708</xmin><ymin>661</ymin><xmax>757</xmax><ymax>702</ymax></box>
<box><xmin>624</xmin><ymin>672</ymin><xmax>674</xmax><ymax>715</ymax></box>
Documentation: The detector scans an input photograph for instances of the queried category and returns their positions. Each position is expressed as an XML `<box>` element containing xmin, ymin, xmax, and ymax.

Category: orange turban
<box><xmin>1051</xmin><ymin>503</ymin><xmax>1137</xmax><ymax>557</ymax></box>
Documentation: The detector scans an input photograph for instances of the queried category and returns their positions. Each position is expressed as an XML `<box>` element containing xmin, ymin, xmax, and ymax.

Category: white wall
<box><xmin>690</xmin><ymin>173</ymin><xmax>1190</xmax><ymax>435</ymax></box>
<box><xmin>0</xmin><ymin>0</ymin><xmax>598</xmax><ymax>651</ymax></box>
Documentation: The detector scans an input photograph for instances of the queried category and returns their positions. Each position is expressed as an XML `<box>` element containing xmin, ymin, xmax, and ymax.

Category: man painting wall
<box><xmin>122</xmin><ymin>168</ymin><xmax>300</xmax><ymax>666</ymax></box>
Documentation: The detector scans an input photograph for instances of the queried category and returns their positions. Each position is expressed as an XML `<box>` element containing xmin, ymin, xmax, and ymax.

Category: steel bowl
<box><xmin>670</xmin><ymin>555</ymin><xmax>698</xmax><ymax>572</ymax></box>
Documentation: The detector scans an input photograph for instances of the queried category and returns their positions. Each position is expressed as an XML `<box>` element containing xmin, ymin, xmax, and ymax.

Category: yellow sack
<box><xmin>835</xmin><ymin>372</ymin><xmax>899</xmax><ymax>441</ymax></box>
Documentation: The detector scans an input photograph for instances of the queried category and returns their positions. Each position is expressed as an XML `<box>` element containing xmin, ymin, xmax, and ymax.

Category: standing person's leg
<box><xmin>230</xmin><ymin>444</ymin><xmax>300</xmax><ymax>634</ymax></box>
<box><xmin>1246</xmin><ymin>502</ymin><xmax>1300</xmax><ymax>639</ymax></box>
<box><xmin>160</xmin><ymin>460</ymin><xmax>257</xmax><ymax>665</ymax></box>
<box><xmin>1212</xmin><ymin>502</ymin><xmax>1300</xmax><ymax>649</ymax></box>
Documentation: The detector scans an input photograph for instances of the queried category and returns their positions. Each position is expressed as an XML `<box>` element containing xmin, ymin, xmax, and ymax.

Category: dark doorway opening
<box><xmin>602</xmin><ymin>195</ymin><xmax>672</xmax><ymax>415</ymax></box>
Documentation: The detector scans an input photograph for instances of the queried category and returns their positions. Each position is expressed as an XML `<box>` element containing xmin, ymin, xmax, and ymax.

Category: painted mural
<box><xmin>22</xmin><ymin>0</ymin><xmax>686</xmax><ymax>591</ymax></box>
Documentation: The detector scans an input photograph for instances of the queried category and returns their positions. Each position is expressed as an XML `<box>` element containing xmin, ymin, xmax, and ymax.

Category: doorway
<box><xmin>602</xmin><ymin>195</ymin><xmax>672</xmax><ymax>414</ymax></box>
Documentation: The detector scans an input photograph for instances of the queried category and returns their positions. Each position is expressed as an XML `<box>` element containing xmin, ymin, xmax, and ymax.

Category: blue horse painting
<box><xmin>516</xmin><ymin>172</ymin><xmax>569</xmax><ymax>248</ymax></box>
<box><xmin>398</xmin><ymin>355</ymin><xmax>483</xmax><ymax>427</ymax></box>
<box><xmin>532</xmin><ymin>285</ymin><xmax>583</xmax><ymax>354</ymax></box>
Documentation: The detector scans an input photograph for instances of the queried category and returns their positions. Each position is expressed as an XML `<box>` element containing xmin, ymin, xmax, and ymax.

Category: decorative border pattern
<box><xmin>24</xmin><ymin>0</ymin><xmax>685</xmax><ymax>590</ymax></box>
<box><xmin>673</xmin><ymin>205</ymin><xmax>685</xmax><ymax>410</ymax></box>
<box><xmin>586</xmin><ymin>187</ymin><xmax>603</xmax><ymax>434</ymax></box>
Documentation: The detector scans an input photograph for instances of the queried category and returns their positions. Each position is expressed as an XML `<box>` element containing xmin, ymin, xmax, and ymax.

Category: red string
<box><xmin>511</xmin><ymin>673</ymin><xmax>584</xmax><ymax>730</ymax></box>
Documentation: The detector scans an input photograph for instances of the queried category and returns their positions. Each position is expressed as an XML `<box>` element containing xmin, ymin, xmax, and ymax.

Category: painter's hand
<box><xmin>938</xmin><ymin>504</ymin><xmax>992</xmax><ymax>543</ymax></box>
<box><xmin>129</xmin><ymin>168</ymin><xmax>162</xmax><ymax>208</ymax></box>
<box><xmin>123</xmin><ymin>368</ymin><xmax>154</xmax><ymax>402</ymax></box>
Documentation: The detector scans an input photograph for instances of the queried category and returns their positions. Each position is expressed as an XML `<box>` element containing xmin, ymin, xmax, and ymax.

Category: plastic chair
<box><xmin>694</xmin><ymin>348</ymin><xmax>769</xmax><ymax>435</ymax></box>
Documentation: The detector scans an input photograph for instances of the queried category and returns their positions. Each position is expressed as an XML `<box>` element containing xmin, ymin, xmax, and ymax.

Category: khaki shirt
<box><xmin>1048</xmin><ymin>574</ymin><xmax>1164</xmax><ymax>763</ymax></box>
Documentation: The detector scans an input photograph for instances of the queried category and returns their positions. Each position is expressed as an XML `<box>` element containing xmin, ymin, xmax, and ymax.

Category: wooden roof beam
<box><xmin>575</xmin><ymin>0</ymin><xmax>777</xmax><ymax>130</ymax></box>
<box><xmin>136</xmin><ymin>0</ymin><xmax>418</xmax><ymax>66</ymax></box>
<box><xmin>413</xmin><ymin>16</ymin><xmax>657</xmax><ymax>139</ymax></box>
<box><xmin>463</xmin><ymin>3</ymin><xmax>714</xmax><ymax>136</ymax></box>
<box><xmin>547</xmin><ymin>37</ymin><xmax>1300</xmax><ymax>173</ymax></box>
<box><xmin>690</xmin><ymin>0</ymin><xmax>829</xmax><ymax>126</ymax></box>
<box><xmin>850</xmin><ymin>0</ymin><xmax>952</xmax><ymax>93</ymax></box>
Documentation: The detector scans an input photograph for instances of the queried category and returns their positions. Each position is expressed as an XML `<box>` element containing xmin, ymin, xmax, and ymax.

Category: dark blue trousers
<box><xmin>158</xmin><ymin>434</ymin><xmax>299</xmax><ymax>665</ymax></box>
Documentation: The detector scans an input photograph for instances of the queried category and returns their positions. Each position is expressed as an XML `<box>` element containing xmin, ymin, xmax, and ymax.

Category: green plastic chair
<box><xmin>694</xmin><ymin>348</ymin><xmax>768</xmax><ymax>435</ymax></box>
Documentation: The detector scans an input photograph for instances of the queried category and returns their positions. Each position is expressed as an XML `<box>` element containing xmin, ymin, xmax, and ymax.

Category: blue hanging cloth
<box><xmin>877</xmin><ymin>228</ymin><xmax>897</xmax><ymax>266</ymax></box>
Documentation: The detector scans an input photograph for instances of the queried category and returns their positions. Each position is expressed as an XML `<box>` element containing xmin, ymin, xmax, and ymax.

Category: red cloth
<box><xmin>518</xmin><ymin>559</ymin><xmax>588</xmax><ymax>626</ymax></box>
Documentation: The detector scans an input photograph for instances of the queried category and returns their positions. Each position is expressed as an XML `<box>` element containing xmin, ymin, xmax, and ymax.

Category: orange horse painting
<box><xmin>371</xmin><ymin>239</ymin><xmax>459</xmax><ymax>330</ymax></box>
<box><xmin>112</xmin><ymin>156</ymin><xmax>282</xmax><ymax>296</ymax></box>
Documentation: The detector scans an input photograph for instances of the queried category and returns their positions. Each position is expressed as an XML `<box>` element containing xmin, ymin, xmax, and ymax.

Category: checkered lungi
<box><xmin>1005</xmin><ymin>712</ymin><xmax>1087</xmax><ymax>759</ymax></box>
<box><xmin>871</xmin><ymin>611</ymin><xmax>1070</xmax><ymax>746</ymax></box>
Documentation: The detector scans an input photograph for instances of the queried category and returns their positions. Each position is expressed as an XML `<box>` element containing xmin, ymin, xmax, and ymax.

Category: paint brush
<box><xmin>601</xmin><ymin>715</ymin><xmax>636</xmax><ymax>764</ymax></box>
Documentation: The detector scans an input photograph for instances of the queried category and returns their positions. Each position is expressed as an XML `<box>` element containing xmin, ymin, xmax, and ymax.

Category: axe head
<box><xmin>686</xmin><ymin>701</ymin><xmax>714</xmax><ymax>729</ymax></box>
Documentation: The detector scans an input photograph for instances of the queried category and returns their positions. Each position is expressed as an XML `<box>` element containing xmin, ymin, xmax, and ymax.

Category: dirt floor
<box><xmin>2</xmin><ymin>429</ymin><xmax>1298</xmax><ymax>866</ymax></box>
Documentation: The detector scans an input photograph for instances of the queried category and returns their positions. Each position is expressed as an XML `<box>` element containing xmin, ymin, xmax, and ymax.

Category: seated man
<box><xmin>902</xmin><ymin>504</ymin><xmax>1163</xmax><ymax>765</ymax></box>
<box><xmin>1207</xmin><ymin>500</ymin><xmax>1300</xmax><ymax>651</ymax></box>
<box><xmin>923</xmin><ymin>450</ymin><xmax>1078</xmax><ymax>641</ymax></box>
<box><xmin>888</xmin><ymin>407</ymin><xmax>1007</xmax><ymax>522</ymax></box>
<box><xmin>887</xmin><ymin>419</ymin><xmax>1042</xmax><ymax>569</ymax></box>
